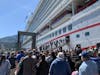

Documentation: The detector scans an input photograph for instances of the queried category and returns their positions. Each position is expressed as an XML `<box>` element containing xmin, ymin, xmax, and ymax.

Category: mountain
<box><xmin>0</xmin><ymin>35</ymin><xmax>17</xmax><ymax>43</ymax></box>
<box><xmin>0</xmin><ymin>35</ymin><xmax>18</xmax><ymax>49</ymax></box>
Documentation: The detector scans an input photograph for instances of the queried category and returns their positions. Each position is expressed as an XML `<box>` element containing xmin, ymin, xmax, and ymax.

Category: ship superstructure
<box><xmin>22</xmin><ymin>0</ymin><xmax>100</xmax><ymax>51</ymax></box>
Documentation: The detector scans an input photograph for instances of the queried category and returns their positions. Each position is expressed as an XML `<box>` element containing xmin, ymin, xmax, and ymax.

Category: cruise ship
<box><xmin>22</xmin><ymin>0</ymin><xmax>100</xmax><ymax>51</ymax></box>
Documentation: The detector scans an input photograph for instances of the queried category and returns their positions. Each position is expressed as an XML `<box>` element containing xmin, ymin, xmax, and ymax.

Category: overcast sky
<box><xmin>0</xmin><ymin>0</ymin><xmax>39</xmax><ymax>38</ymax></box>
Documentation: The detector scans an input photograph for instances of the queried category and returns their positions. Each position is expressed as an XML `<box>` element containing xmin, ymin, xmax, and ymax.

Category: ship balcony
<box><xmin>36</xmin><ymin>13</ymin><xmax>72</xmax><ymax>37</ymax></box>
<box><xmin>51</xmin><ymin>13</ymin><xmax>72</xmax><ymax>29</ymax></box>
<box><xmin>34</xmin><ymin>0</ymin><xmax>72</xmax><ymax>33</ymax></box>
<box><xmin>73</xmin><ymin>0</ymin><xmax>99</xmax><ymax>19</ymax></box>
<box><xmin>38</xmin><ymin>28</ymin><xmax>50</xmax><ymax>37</ymax></box>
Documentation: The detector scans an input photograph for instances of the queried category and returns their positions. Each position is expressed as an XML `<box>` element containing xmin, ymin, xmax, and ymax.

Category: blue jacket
<box><xmin>90</xmin><ymin>57</ymin><xmax>100</xmax><ymax>74</ymax></box>
<box><xmin>16</xmin><ymin>53</ymin><xmax>24</xmax><ymax>62</ymax></box>
<box><xmin>79</xmin><ymin>60</ymin><xmax>98</xmax><ymax>75</ymax></box>
<box><xmin>90</xmin><ymin>57</ymin><xmax>100</xmax><ymax>61</ymax></box>
<box><xmin>49</xmin><ymin>57</ymin><xmax>71</xmax><ymax>75</ymax></box>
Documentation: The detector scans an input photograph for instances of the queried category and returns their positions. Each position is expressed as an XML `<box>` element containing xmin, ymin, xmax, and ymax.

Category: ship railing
<box><xmin>73</xmin><ymin>0</ymin><xmax>99</xmax><ymax>19</ymax></box>
<box><xmin>51</xmin><ymin>14</ymin><xmax>72</xmax><ymax>29</ymax></box>
<box><xmin>34</xmin><ymin>0</ymin><xmax>71</xmax><ymax>32</ymax></box>
<box><xmin>77</xmin><ymin>0</ymin><xmax>97</xmax><ymax>13</ymax></box>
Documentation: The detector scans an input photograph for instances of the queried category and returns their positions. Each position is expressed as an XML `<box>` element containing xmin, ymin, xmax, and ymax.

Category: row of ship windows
<box><xmin>41</xmin><ymin>28</ymin><xmax>90</xmax><ymax>41</ymax></box>
<box><xmin>76</xmin><ymin>32</ymin><xmax>90</xmax><ymax>38</ymax></box>
<box><xmin>37</xmin><ymin>32</ymin><xmax>90</xmax><ymax>45</ymax></box>
<box><xmin>50</xmin><ymin>24</ymin><xmax>72</xmax><ymax>37</ymax></box>
<box><xmin>37</xmin><ymin>24</ymin><xmax>72</xmax><ymax>42</ymax></box>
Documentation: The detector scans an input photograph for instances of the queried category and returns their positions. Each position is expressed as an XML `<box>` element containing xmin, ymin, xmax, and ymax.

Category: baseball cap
<box><xmin>79</xmin><ymin>51</ymin><xmax>89</xmax><ymax>57</ymax></box>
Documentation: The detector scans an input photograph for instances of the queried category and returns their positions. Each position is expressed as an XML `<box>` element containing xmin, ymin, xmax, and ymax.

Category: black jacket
<box><xmin>37</xmin><ymin>61</ymin><xmax>49</xmax><ymax>75</ymax></box>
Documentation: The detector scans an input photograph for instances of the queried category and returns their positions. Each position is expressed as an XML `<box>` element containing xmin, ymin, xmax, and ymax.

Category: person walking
<box><xmin>37</xmin><ymin>55</ymin><xmax>49</xmax><ymax>75</ymax></box>
<box><xmin>15</xmin><ymin>57</ymin><xmax>24</xmax><ymax>75</ymax></box>
<box><xmin>9</xmin><ymin>52</ymin><xmax>16</xmax><ymax>75</ymax></box>
<box><xmin>71</xmin><ymin>61</ymin><xmax>81</xmax><ymax>75</ymax></box>
<box><xmin>0</xmin><ymin>54</ymin><xmax>11</xmax><ymax>75</ymax></box>
<box><xmin>49</xmin><ymin>52</ymin><xmax>71</xmax><ymax>75</ymax></box>
<box><xmin>22</xmin><ymin>51</ymin><xmax>37</xmax><ymax>75</ymax></box>
<box><xmin>79</xmin><ymin>51</ymin><xmax>99</xmax><ymax>75</ymax></box>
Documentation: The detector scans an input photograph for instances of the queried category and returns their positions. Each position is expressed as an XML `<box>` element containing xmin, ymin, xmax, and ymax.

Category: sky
<box><xmin>0</xmin><ymin>0</ymin><xmax>39</xmax><ymax>38</ymax></box>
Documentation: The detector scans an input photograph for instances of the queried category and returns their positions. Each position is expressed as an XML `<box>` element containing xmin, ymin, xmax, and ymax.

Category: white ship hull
<box><xmin>36</xmin><ymin>1</ymin><xmax>100</xmax><ymax>51</ymax></box>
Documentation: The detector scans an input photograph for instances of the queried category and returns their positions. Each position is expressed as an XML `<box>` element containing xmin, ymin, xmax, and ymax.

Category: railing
<box><xmin>23</xmin><ymin>0</ymin><xmax>71</xmax><ymax>46</ymax></box>
<box><xmin>40</xmin><ymin>28</ymin><xmax>50</xmax><ymax>36</ymax></box>
<box><xmin>34</xmin><ymin>0</ymin><xmax>71</xmax><ymax>32</ymax></box>
<box><xmin>76</xmin><ymin>0</ymin><xmax>97</xmax><ymax>13</ymax></box>
<box><xmin>30</xmin><ymin>0</ymin><xmax>57</xmax><ymax>32</ymax></box>
<box><xmin>51</xmin><ymin>14</ymin><xmax>72</xmax><ymax>29</ymax></box>
<box><xmin>73</xmin><ymin>0</ymin><xmax>99</xmax><ymax>19</ymax></box>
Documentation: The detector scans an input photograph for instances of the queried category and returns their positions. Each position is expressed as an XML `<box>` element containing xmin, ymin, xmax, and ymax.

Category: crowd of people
<box><xmin>0</xmin><ymin>47</ymin><xmax>100</xmax><ymax>75</ymax></box>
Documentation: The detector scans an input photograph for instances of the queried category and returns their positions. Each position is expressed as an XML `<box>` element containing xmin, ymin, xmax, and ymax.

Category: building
<box><xmin>22</xmin><ymin>0</ymin><xmax>100</xmax><ymax>51</ymax></box>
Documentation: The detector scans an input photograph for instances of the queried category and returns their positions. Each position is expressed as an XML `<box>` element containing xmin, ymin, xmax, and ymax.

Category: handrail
<box><xmin>77</xmin><ymin>0</ymin><xmax>97</xmax><ymax>13</ymax></box>
<box><xmin>73</xmin><ymin>0</ymin><xmax>99</xmax><ymax>20</ymax></box>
